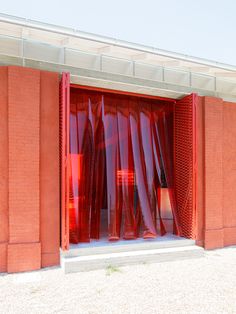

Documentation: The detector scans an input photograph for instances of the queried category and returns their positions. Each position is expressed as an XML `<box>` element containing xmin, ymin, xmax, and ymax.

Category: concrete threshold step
<box><xmin>61</xmin><ymin>245</ymin><xmax>204</xmax><ymax>274</ymax></box>
<box><xmin>62</xmin><ymin>235</ymin><xmax>195</xmax><ymax>258</ymax></box>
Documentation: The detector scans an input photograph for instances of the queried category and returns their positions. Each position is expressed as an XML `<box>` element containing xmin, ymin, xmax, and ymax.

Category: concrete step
<box><xmin>61</xmin><ymin>244</ymin><xmax>204</xmax><ymax>274</ymax></box>
<box><xmin>61</xmin><ymin>235</ymin><xmax>196</xmax><ymax>258</ymax></box>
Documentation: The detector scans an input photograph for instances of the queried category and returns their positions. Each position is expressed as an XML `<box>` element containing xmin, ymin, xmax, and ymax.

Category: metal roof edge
<box><xmin>1</xmin><ymin>12</ymin><xmax>236</xmax><ymax>72</ymax></box>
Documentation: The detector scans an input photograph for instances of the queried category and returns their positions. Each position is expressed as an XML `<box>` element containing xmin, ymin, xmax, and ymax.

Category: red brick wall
<box><xmin>1</xmin><ymin>66</ymin><xmax>236</xmax><ymax>272</ymax></box>
<box><xmin>8</xmin><ymin>66</ymin><xmax>41</xmax><ymax>272</ymax></box>
<box><xmin>222</xmin><ymin>102</ymin><xmax>236</xmax><ymax>246</ymax></box>
<box><xmin>0</xmin><ymin>66</ymin><xmax>60</xmax><ymax>273</ymax></box>
<box><xmin>0</xmin><ymin>67</ymin><xmax>8</xmax><ymax>272</ymax></box>
<box><xmin>195</xmin><ymin>96</ymin><xmax>204</xmax><ymax>247</ymax></box>
<box><xmin>40</xmin><ymin>71</ymin><xmax>60</xmax><ymax>267</ymax></box>
<box><xmin>197</xmin><ymin>96</ymin><xmax>236</xmax><ymax>249</ymax></box>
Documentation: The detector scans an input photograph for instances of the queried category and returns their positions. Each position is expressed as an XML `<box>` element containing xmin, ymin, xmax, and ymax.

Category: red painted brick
<box><xmin>204</xmin><ymin>97</ymin><xmax>223</xmax><ymax>230</ymax></box>
<box><xmin>8</xmin><ymin>66</ymin><xmax>40</xmax><ymax>244</ymax></box>
<box><xmin>223</xmin><ymin>102</ymin><xmax>236</xmax><ymax>230</ymax></box>
<box><xmin>0</xmin><ymin>66</ymin><xmax>62</xmax><ymax>273</ymax></box>
<box><xmin>40</xmin><ymin>71</ymin><xmax>60</xmax><ymax>267</ymax></box>
<box><xmin>204</xmin><ymin>229</ymin><xmax>224</xmax><ymax>250</ymax></box>
<box><xmin>0</xmin><ymin>67</ymin><xmax>9</xmax><ymax>271</ymax></box>
<box><xmin>0</xmin><ymin>243</ymin><xmax>7</xmax><ymax>272</ymax></box>
<box><xmin>224</xmin><ymin>227</ymin><xmax>236</xmax><ymax>247</ymax></box>
<box><xmin>197</xmin><ymin>97</ymin><xmax>236</xmax><ymax>249</ymax></box>
<box><xmin>1</xmin><ymin>66</ymin><xmax>61</xmax><ymax>273</ymax></box>
<box><xmin>41</xmin><ymin>252</ymin><xmax>60</xmax><ymax>268</ymax></box>
<box><xmin>7</xmin><ymin>243</ymin><xmax>41</xmax><ymax>273</ymax></box>
<box><xmin>196</xmin><ymin>96</ymin><xmax>204</xmax><ymax>246</ymax></box>
<box><xmin>0</xmin><ymin>67</ymin><xmax>8</xmax><ymax>242</ymax></box>
<box><xmin>3</xmin><ymin>65</ymin><xmax>236</xmax><ymax>271</ymax></box>
<box><xmin>203</xmin><ymin>97</ymin><xmax>224</xmax><ymax>248</ymax></box>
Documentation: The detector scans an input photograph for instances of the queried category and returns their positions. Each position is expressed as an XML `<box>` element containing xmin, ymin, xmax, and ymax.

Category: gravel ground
<box><xmin>1</xmin><ymin>247</ymin><xmax>236</xmax><ymax>314</ymax></box>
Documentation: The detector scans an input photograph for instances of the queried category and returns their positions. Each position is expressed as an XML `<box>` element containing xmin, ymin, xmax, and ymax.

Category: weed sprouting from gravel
<box><xmin>105</xmin><ymin>265</ymin><xmax>121</xmax><ymax>276</ymax></box>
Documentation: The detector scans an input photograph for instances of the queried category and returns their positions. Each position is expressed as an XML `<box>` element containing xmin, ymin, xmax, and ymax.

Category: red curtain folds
<box><xmin>69</xmin><ymin>89</ymin><xmax>180</xmax><ymax>243</ymax></box>
<box><xmin>129</xmin><ymin>100</ymin><xmax>157</xmax><ymax>238</ymax></box>
<box><xmin>152</xmin><ymin>104</ymin><xmax>181</xmax><ymax>235</ymax></box>
<box><xmin>89</xmin><ymin>96</ymin><xmax>105</xmax><ymax>239</ymax></box>
<box><xmin>117</xmin><ymin>99</ymin><xmax>137</xmax><ymax>239</ymax></box>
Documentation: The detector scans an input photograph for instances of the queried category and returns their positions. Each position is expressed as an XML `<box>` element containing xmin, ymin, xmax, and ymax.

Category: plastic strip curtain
<box><xmin>152</xmin><ymin>104</ymin><xmax>181</xmax><ymax>236</ymax></box>
<box><xmin>69</xmin><ymin>89</ymin><xmax>180</xmax><ymax>243</ymax></box>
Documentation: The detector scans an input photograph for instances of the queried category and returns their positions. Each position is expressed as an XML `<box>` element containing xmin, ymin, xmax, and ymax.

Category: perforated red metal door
<box><xmin>174</xmin><ymin>93</ymin><xmax>197</xmax><ymax>239</ymax></box>
<box><xmin>60</xmin><ymin>72</ymin><xmax>70</xmax><ymax>250</ymax></box>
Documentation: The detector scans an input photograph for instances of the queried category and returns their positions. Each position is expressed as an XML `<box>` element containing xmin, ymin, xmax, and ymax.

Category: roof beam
<box><xmin>132</xmin><ymin>53</ymin><xmax>181</xmax><ymax>67</ymax></box>
<box><xmin>60</xmin><ymin>37</ymin><xmax>70</xmax><ymax>46</ymax></box>
<box><xmin>189</xmin><ymin>66</ymin><xmax>210</xmax><ymax>73</ymax></box>
<box><xmin>214</xmin><ymin>72</ymin><xmax>236</xmax><ymax>77</ymax></box>
<box><xmin>97</xmin><ymin>45</ymin><xmax>112</xmax><ymax>54</ymax></box>
<box><xmin>159</xmin><ymin>60</ymin><xmax>181</xmax><ymax>67</ymax></box>
<box><xmin>21</xmin><ymin>27</ymin><xmax>30</xmax><ymax>38</ymax></box>
<box><xmin>132</xmin><ymin>53</ymin><xmax>149</xmax><ymax>60</ymax></box>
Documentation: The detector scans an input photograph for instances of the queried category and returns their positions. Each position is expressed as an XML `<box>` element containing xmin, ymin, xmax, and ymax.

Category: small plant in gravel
<box><xmin>105</xmin><ymin>265</ymin><xmax>121</xmax><ymax>276</ymax></box>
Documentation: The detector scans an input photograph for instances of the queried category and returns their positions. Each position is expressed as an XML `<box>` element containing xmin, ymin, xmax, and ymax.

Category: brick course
<box><xmin>0</xmin><ymin>67</ymin><xmax>8</xmax><ymax>272</ymax></box>
<box><xmin>0</xmin><ymin>66</ymin><xmax>60</xmax><ymax>273</ymax></box>
<box><xmin>197</xmin><ymin>96</ymin><xmax>236</xmax><ymax>249</ymax></box>
<box><xmin>8</xmin><ymin>66</ymin><xmax>40</xmax><ymax>244</ymax></box>
<box><xmin>40</xmin><ymin>71</ymin><xmax>60</xmax><ymax>267</ymax></box>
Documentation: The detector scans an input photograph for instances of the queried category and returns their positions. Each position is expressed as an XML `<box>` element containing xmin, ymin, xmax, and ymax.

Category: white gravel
<box><xmin>1</xmin><ymin>247</ymin><xmax>236</xmax><ymax>314</ymax></box>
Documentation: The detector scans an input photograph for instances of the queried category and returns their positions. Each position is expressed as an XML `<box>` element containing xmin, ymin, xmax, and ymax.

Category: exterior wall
<box><xmin>40</xmin><ymin>71</ymin><xmax>60</xmax><ymax>267</ymax></box>
<box><xmin>0</xmin><ymin>66</ymin><xmax>60</xmax><ymax>273</ymax></box>
<box><xmin>1</xmin><ymin>65</ymin><xmax>236</xmax><ymax>272</ymax></box>
<box><xmin>0</xmin><ymin>67</ymin><xmax>8</xmax><ymax>272</ymax></box>
<box><xmin>195</xmin><ymin>96</ymin><xmax>204</xmax><ymax>247</ymax></box>
<box><xmin>196</xmin><ymin>96</ymin><xmax>236</xmax><ymax>249</ymax></box>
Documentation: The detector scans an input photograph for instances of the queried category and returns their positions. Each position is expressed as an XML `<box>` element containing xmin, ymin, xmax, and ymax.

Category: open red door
<box><xmin>60</xmin><ymin>72</ymin><xmax>70</xmax><ymax>250</ymax></box>
<box><xmin>174</xmin><ymin>93</ymin><xmax>197</xmax><ymax>239</ymax></box>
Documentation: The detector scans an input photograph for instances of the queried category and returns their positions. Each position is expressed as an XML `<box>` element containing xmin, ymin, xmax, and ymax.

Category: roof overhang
<box><xmin>0</xmin><ymin>13</ymin><xmax>236</xmax><ymax>101</ymax></box>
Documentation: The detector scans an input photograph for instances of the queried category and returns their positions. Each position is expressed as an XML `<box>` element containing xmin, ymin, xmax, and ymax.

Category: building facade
<box><xmin>0</xmin><ymin>14</ymin><xmax>236</xmax><ymax>273</ymax></box>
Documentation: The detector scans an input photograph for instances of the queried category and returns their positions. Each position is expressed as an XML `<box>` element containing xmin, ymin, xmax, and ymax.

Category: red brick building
<box><xmin>0</xmin><ymin>14</ymin><xmax>236</xmax><ymax>273</ymax></box>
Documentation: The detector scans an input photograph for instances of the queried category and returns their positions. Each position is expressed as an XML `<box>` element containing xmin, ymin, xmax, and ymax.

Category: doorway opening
<box><xmin>69</xmin><ymin>87</ymin><xmax>179</xmax><ymax>245</ymax></box>
<box><xmin>60</xmin><ymin>73</ymin><xmax>197</xmax><ymax>249</ymax></box>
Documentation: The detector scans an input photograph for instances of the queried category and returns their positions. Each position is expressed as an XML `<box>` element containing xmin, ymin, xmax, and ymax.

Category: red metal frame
<box><xmin>70</xmin><ymin>84</ymin><xmax>176</xmax><ymax>103</ymax></box>
<box><xmin>193</xmin><ymin>94</ymin><xmax>197</xmax><ymax>239</ymax></box>
<box><xmin>174</xmin><ymin>93</ymin><xmax>197</xmax><ymax>239</ymax></box>
<box><xmin>60</xmin><ymin>72</ymin><xmax>70</xmax><ymax>250</ymax></box>
<box><xmin>61</xmin><ymin>77</ymin><xmax>198</xmax><ymax>247</ymax></box>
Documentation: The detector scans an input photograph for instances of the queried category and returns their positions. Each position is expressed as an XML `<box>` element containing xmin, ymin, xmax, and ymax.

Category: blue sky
<box><xmin>1</xmin><ymin>0</ymin><xmax>236</xmax><ymax>65</ymax></box>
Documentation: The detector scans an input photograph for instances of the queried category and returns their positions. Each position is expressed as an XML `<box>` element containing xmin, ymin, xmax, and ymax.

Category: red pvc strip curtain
<box><xmin>69</xmin><ymin>89</ymin><xmax>179</xmax><ymax>243</ymax></box>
